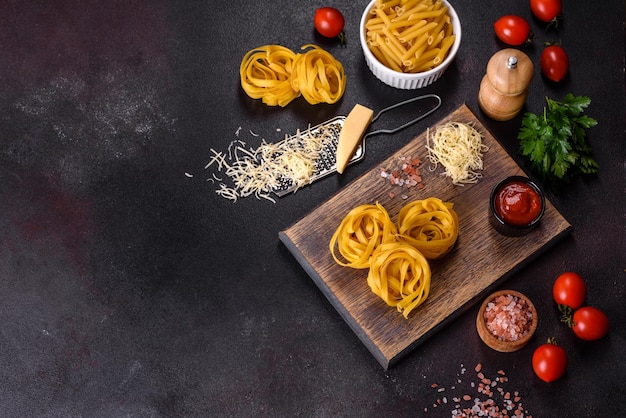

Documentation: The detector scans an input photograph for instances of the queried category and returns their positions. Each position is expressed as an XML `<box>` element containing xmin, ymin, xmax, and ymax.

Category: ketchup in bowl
<box><xmin>489</xmin><ymin>176</ymin><xmax>545</xmax><ymax>236</ymax></box>
<box><xmin>495</xmin><ymin>181</ymin><xmax>542</xmax><ymax>226</ymax></box>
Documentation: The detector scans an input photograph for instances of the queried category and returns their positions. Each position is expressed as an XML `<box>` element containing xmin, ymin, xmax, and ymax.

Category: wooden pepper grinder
<box><xmin>478</xmin><ymin>48</ymin><xmax>533</xmax><ymax>121</ymax></box>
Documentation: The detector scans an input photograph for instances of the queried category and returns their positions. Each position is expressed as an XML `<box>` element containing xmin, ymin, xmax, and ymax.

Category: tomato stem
<box><xmin>338</xmin><ymin>31</ymin><xmax>347</xmax><ymax>47</ymax></box>
<box><xmin>558</xmin><ymin>304</ymin><xmax>576</xmax><ymax>328</ymax></box>
<box><xmin>546</xmin><ymin>15</ymin><xmax>562</xmax><ymax>31</ymax></box>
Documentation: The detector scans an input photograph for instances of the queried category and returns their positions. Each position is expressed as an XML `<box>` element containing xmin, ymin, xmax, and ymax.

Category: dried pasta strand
<box><xmin>367</xmin><ymin>241</ymin><xmax>431</xmax><ymax>318</ymax></box>
<box><xmin>239</xmin><ymin>45</ymin><xmax>299</xmax><ymax>107</ymax></box>
<box><xmin>329</xmin><ymin>197</ymin><xmax>460</xmax><ymax>319</ymax></box>
<box><xmin>329</xmin><ymin>202</ymin><xmax>398</xmax><ymax>269</ymax></box>
<box><xmin>240</xmin><ymin>44</ymin><xmax>345</xmax><ymax>107</ymax></box>
<box><xmin>397</xmin><ymin>197</ymin><xmax>458</xmax><ymax>259</ymax></box>
<box><xmin>426</xmin><ymin>121</ymin><xmax>488</xmax><ymax>185</ymax></box>
<box><xmin>291</xmin><ymin>44</ymin><xmax>346</xmax><ymax>105</ymax></box>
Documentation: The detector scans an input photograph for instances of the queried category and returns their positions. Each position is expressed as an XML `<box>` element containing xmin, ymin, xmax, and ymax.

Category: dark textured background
<box><xmin>0</xmin><ymin>0</ymin><xmax>624</xmax><ymax>416</ymax></box>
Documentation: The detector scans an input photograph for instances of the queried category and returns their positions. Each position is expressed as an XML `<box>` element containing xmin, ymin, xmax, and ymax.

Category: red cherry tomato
<box><xmin>532</xmin><ymin>339</ymin><xmax>567</xmax><ymax>382</ymax></box>
<box><xmin>494</xmin><ymin>15</ymin><xmax>532</xmax><ymax>46</ymax></box>
<box><xmin>571</xmin><ymin>306</ymin><xmax>610</xmax><ymax>341</ymax></box>
<box><xmin>553</xmin><ymin>271</ymin><xmax>586</xmax><ymax>309</ymax></box>
<box><xmin>314</xmin><ymin>7</ymin><xmax>345</xmax><ymax>38</ymax></box>
<box><xmin>540</xmin><ymin>45</ymin><xmax>569</xmax><ymax>82</ymax></box>
<box><xmin>530</xmin><ymin>0</ymin><xmax>562</xmax><ymax>23</ymax></box>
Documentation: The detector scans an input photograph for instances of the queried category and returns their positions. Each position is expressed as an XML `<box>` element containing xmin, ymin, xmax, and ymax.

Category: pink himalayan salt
<box><xmin>483</xmin><ymin>294</ymin><xmax>533</xmax><ymax>342</ymax></box>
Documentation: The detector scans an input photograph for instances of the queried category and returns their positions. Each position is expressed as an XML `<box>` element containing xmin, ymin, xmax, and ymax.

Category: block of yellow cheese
<box><xmin>336</xmin><ymin>104</ymin><xmax>374</xmax><ymax>174</ymax></box>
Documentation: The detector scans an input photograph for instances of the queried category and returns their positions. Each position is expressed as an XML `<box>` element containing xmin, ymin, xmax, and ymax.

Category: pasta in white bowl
<box><xmin>359</xmin><ymin>0</ymin><xmax>462</xmax><ymax>89</ymax></box>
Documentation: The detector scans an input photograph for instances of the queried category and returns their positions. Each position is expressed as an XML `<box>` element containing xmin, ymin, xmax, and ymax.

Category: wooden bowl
<box><xmin>476</xmin><ymin>290</ymin><xmax>538</xmax><ymax>352</ymax></box>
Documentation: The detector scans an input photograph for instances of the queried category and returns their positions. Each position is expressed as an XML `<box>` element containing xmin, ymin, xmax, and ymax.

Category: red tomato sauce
<box><xmin>495</xmin><ymin>181</ymin><xmax>542</xmax><ymax>226</ymax></box>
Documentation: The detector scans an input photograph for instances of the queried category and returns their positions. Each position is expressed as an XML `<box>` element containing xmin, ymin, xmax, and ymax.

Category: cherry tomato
<box><xmin>532</xmin><ymin>339</ymin><xmax>567</xmax><ymax>382</ymax></box>
<box><xmin>540</xmin><ymin>45</ymin><xmax>569</xmax><ymax>82</ymax></box>
<box><xmin>553</xmin><ymin>271</ymin><xmax>586</xmax><ymax>309</ymax></box>
<box><xmin>571</xmin><ymin>306</ymin><xmax>610</xmax><ymax>341</ymax></box>
<box><xmin>530</xmin><ymin>0</ymin><xmax>562</xmax><ymax>23</ymax></box>
<box><xmin>314</xmin><ymin>7</ymin><xmax>345</xmax><ymax>38</ymax></box>
<box><xmin>494</xmin><ymin>15</ymin><xmax>532</xmax><ymax>46</ymax></box>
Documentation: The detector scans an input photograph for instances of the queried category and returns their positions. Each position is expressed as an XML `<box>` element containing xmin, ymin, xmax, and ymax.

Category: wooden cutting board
<box><xmin>279</xmin><ymin>103</ymin><xmax>572</xmax><ymax>369</ymax></box>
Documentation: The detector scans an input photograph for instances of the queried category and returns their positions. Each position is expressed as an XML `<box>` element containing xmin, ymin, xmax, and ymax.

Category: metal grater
<box><xmin>271</xmin><ymin>94</ymin><xmax>441</xmax><ymax>197</ymax></box>
<box><xmin>272</xmin><ymin>116</ymin><xmax>361</xmax><ymax>197</ymax></box>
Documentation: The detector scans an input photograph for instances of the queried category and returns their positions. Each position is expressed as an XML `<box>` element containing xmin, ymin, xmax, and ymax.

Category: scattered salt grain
<box><xmin>379</xmin><ymin>156</ymin><xmax>425</xmax><ymax>193</ymax></box>
<box><xmin>428</xmin><ymin>363</ymin><xmax>532</xmax><ymax>417</ymax></box>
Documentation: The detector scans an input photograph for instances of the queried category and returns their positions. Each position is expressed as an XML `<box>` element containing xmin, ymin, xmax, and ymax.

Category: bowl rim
<box><xmin>476</xmin><ymin>289</ymin><xmax>538</xmax><ymax>351</ymax></box>
<box><xmin>359</xmin><ymin>0</ymin><xmax>462</xmax><ymax>80</ymax></box>
<box><xmin>490</xmin><ymin>175</ymin><xmax>546</xmax><ymax>229</ymax></box>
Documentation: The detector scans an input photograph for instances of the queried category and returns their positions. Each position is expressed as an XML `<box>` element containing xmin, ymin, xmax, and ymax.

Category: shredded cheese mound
<box><xmin>426</xmin><ymin>122</ymin><xmax>488</xmax><ymax>185</ymax></box>
<box><xmin>205</xmin><ymin>125</ymin><xmax>336</xmax><ymax>203</ymax></box>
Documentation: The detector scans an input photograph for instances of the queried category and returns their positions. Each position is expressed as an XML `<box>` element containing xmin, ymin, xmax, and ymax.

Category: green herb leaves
<box><xmin>518</xmin><ymin>94</ymin><xmax>598</xmax><ymax>185</ymax></box>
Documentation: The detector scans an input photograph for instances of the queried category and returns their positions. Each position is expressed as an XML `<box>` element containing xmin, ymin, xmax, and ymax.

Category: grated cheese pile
<box><xmin>426</xmin><ymin>122</ymin><xmax>488</xmax><ymax>185</ymax></box>
<box><xmin>202</xmin><ymin>126</ymin><xmax>335</xmax><ymax>203</ymax></box>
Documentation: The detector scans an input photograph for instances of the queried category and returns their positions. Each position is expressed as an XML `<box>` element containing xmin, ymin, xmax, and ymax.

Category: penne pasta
<box><xmin>429</xmin><ymin>9</ymin><xmax>449</xmax><ymax>41</ymax></box>
<box><xmin>429</xmin><ymin>29</ymin><xmax>445</xmax><ymax>47</ymax></box>
<box><xmin>404</xmin><ymin>9</ymin><xmax>446</xmax><ymax>21</ymax></box>
<box><xmin>398</xmin><ymin>20</ymin><xmax>436</xmax><ymax>43</ymax></box>
<box><xmin>434</xmin><ymin>35</ymin><xmax>455</xmax><ymax>64</ymax></box>
<box><xmin>379</xmin><ymin>44</ymin><xmax>404</xmax><ymax>72</ymax></box>
<box><xmin>401</xmin><ymin>30</ymin><xmax>430</xmax><ymax>61</ymax></box>
<box><xmin>396</xmin><ymin>0</ymin><xmax>428</xmax><ymax>16</ymax></box>
<box><xmin>382</xmin><ymin>27</ymin><xmax>409</xmax><ymax>57</ymax></box>
<box><xmin>364</xmin><ymin>0</ymin><xmax>455</xmax><ymax>73</ymax></box>
<box><xmin>399</xmin><ymin>3</ymin><xmax>429</xmax><ymax>17</ymax></box>
<box><xmin>414</xmin><ymin>47</ymin><xmax>440</xmax><ymax>66</ymax></box>
<box><xmin>376</xmin><ymin>0</ymin><xmax>402</xmax><ymax>12</ymax></box>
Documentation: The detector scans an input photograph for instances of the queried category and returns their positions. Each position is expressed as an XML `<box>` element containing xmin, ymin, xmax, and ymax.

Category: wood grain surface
<box><xmin>279</xmin><ymin>103</ymin><xmax>572</xmax><ymax>369</ymax></box>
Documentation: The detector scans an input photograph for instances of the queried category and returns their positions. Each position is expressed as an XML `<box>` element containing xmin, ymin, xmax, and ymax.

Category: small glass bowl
<box><xmin>489</xmin><ymin>176</ymin><xmax>545</xmax><ymax>237</ymax></box>
<box><xmin>476</xmin><ymin>289</ymin><xmax>538</xmax><ymax>352</ymax></box>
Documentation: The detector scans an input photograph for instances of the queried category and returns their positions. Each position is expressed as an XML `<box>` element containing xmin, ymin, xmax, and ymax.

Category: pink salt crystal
<box><xmin>483</xmin><ymin>294</ymin><xmax>533</xmax><ymax>342</ymax></box>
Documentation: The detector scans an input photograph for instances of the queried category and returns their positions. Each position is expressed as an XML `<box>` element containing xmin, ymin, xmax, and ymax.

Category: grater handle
<box><xmin>364</xmin><ymin>94</ymin><xmax>442</xmax><ymax>139</ymax></box>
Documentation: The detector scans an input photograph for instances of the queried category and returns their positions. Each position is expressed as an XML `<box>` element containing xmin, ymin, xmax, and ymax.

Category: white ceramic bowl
<box><xmin>359</xmin><ymin>0</ymin><xmax>462</xmax><ymax>89</ymax></box>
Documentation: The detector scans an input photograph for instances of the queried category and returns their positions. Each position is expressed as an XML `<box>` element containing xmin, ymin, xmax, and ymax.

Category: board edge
<box><xmin>278</xmin><ymin>230</ymin><xmax>392</xmax><ymax>369</ymax></box>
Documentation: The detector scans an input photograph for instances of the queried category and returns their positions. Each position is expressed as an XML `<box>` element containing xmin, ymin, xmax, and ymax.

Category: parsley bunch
<box><xmin>518</xmin><ymin>94</ymin><xmax>598</xmax><ymax>184</ymax></box>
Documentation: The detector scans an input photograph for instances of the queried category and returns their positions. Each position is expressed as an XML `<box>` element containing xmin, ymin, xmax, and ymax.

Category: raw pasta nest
<box><xmin>329</xmin><ymin>197</ymin><xmax>459</xmax><ymax>318</ymax></box>
<box><xmin>367</xmin><ymin>241</ymin><xmax>431</xmax><ymax>318</ymax></box>
<box><xmin>397</xmin><ymin>197</ymin><xmax>458</xmax><ymax>259</ymax></box>
<box><xmin>240</xmin><ymin>44</ymin><xmax>346</xmax><ymax>107</ymax></box>
<box><xmin>329</xmin><ymin>202</ymin><xmax>398</xmax><ymax>269</ymax></box>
